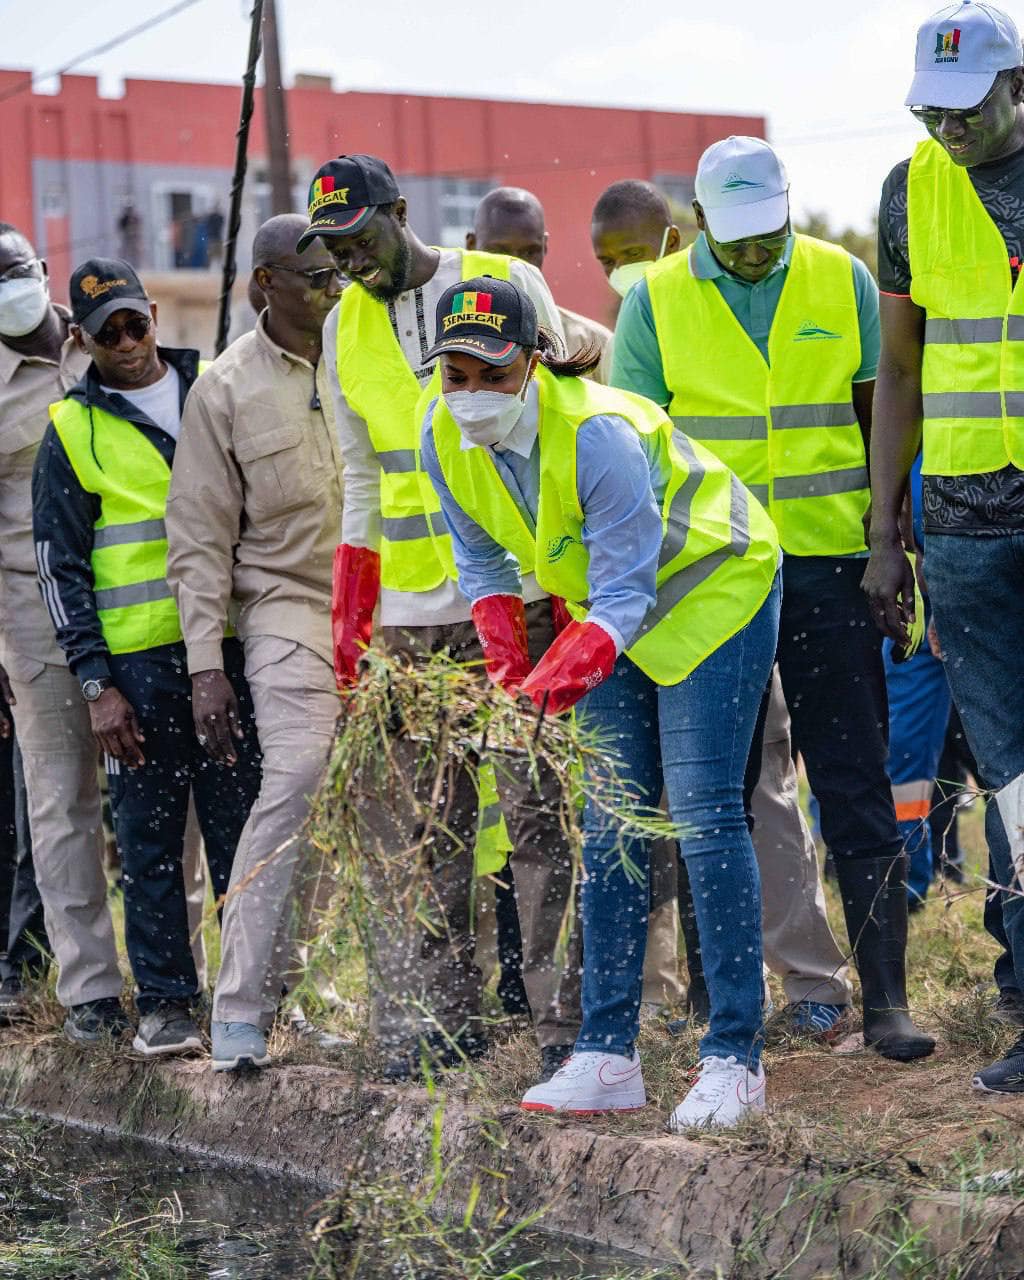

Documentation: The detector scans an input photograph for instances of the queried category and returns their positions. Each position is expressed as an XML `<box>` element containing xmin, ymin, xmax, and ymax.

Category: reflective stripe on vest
<box><xmin>50</xmin><ymin>398</ymin><xmax>182</xmax><ymax>654</ymax></box>
<box><xmin>337</xmin><ymin>248</ymin><xmax>513</xmax><ymax>593</ymax></box>
<box><xmin>430</xmin><ymin>365</ymin><xmax>779</xmax><ymax>686</ymax></box>
<box><xmin>647</xmin><ymin>233</ymin><xmax>867</xmax><ymax>556</ymax></box>
<box><xmin>908</xmin><ymin>137</ymin><xmax>1024</xmax><ymax>477</ymax></box>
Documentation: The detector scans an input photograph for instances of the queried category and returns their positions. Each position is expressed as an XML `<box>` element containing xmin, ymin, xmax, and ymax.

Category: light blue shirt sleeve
<box><xmin>420</xmin><ymin>401</ymin><xmax>523</xmax><ymax>603</ymax></box>
<box><xmin>851</xmin><ymin>254</ymin><xmax>880</xmax><ymax>383</ymax></box>
<box><xmin>609</xmin><ymin>280</ymin><xmax>671</xmax><ymax>408</ymax></box>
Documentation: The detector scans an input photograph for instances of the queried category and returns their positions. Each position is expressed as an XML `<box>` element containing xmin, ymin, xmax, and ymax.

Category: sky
<box><xmin>4</xmin><ymin>0</ymin><xmax>937</xmax><ymax>233</ymax></box>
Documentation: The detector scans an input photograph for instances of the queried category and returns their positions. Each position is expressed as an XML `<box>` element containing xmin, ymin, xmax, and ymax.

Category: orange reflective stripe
<box><xmin>894</xmin><ymin>799</ymin><xmax>931</xmax><ymax>822</ymax></box>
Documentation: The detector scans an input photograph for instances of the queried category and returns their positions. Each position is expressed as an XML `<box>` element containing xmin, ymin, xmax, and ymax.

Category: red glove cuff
<box><xmin>332</xmin><ymin>544</ymin><xmax>380</xmax><ymax>688</ymax></box>
<box><xmin>519</xmin><ymin>620</ymin><xmax>617</xmax><ymax>715</ymax></box>
<box><xmin>471</xmin><ymin>594</ymin><xmax>532</xmax><ymax>691</ymax></box>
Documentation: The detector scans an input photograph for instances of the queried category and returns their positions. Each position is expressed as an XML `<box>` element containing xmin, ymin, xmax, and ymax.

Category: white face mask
<box><xmin>443</xmin><ymin>364</ymin><xmax>531</xmax><ymax>449</ymax></box>
<box><xmin>0</xmin><ymin>275</ymin><xmax>49</xmax><ymax>337</ymax></box>
<box><xmin>608</xmin><ymin>225</ymin><xmax>672</xmax><ymax>299</ymax></box>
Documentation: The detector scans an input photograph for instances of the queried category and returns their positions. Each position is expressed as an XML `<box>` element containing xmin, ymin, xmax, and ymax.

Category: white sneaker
<box><xmin>669</xmin><ymin>1055</ymin><xmax>766</xmax><ymax>1131</ymax></box>
<box><xmin>521</xmin><ymin>1050</ymin><xmax>646</xmax><ymax>1115</ymax></box>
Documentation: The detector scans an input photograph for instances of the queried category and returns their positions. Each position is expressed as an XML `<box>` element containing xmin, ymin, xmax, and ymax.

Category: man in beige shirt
<box><xmin>0</xmin><ymin>222</ymin><xmax>125</xmax><ymax>1038</ymax></box>
<box><xmin>467</xmin><ymin>187</ymin><xmax>613</xmax><ymax>381</ymax></box>
<box><xmin>166</xmin><ymin>214</ymin><xmax>344</xmax><ymax>1072</ymax></box>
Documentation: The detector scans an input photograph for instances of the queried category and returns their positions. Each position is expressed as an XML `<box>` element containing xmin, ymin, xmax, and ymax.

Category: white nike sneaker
<box><xmin>521</xmin><ymin>1050</ymin><xmax>646</xmax><ymax>1115</ymax></box>
<box><xmin>669</xmin><ymin>1055</ymin><xmax>766</xmax><ymax>1131</ymax></box>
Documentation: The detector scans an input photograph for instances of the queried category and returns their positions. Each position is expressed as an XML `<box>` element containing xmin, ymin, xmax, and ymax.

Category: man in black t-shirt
<box><xmin>863</xmin><ymin>0</ymin><xmax>1024</xmax><ymax>1095</ymax></box>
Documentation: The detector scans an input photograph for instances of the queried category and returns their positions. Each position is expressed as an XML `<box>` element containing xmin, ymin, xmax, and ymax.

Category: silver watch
<box><xmin>81</xmin><ymin>677</ymin><xmax>112</xmax><ymax>703</ymax></box>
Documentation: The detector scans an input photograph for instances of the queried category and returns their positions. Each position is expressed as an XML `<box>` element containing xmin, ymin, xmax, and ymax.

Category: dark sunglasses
<box><xmin>910</xmin><ymin>77</ymin><xmax>1004</xmax><ymax>129</ymax></box>
<box><xmin>717</xmin><ymin>231</ymin><xmax>790</xmax><ymax>254</ymax></box>
<box><xmin>264</xmin><ymin>263</ymin><xmax>343</xmax><ymax>290</ymax></box>
<box><xmin>93</xmin><ymin>314</ymin><xmax>152</xmax><ymax>348</ymax></box>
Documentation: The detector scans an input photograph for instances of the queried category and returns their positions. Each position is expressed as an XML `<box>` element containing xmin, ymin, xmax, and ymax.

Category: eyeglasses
<box><xmin>0</xmin><ymin>258</ymin><xmax>43</xmax><ymax>287</ymax></box>
<box><xmin>716</xmin><ymin>232</ymin><xmax>790</xmax><ymax>254</ymax></box>
<box><xmin>262</xmin><ymin>264</ymin><xmax>343</xmax><ymax>290</ymax></box>
<box><xmin>910</xmin><ymin>77</ymin><xmax>1003</xmax><ymax>129</ymax></box>
<box><xmin>93</xmin><ymin>314</ymin><xmax>152</xmax><ymax>348</ymax></box>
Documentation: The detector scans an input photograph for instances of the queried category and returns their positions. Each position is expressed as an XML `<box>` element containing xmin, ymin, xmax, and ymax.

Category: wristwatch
<box><xmin>81</xmin><ymin>677</ymin><xmax>113</xmax><ymax>703</ymax></box>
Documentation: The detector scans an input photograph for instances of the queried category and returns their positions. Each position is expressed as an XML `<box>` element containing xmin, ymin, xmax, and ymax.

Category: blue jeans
<box><xmin>925</xmin><ymin>533</ymin><xmax>1024</xmax><ymax>994</ymax></box>
<box><xmin>574</xmin><ymin>576</ymin><xmax>780</xmax><ymax>1068</ymax></box>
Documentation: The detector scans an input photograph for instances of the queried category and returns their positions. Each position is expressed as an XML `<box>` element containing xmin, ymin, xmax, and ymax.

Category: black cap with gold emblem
<box><xmin>296</xmin><ymin>154</ymin><xmax>401</xmax><ymax>251</ymax></box>
<box><xmin>425</xmin><ymin>276</ymin><xmax>538</xmax><ymax>367</ymax></box>
<box><xmin>69</xmin><ymin>258</ymin><xmax>150</xmax><ymax>335</ymax></box>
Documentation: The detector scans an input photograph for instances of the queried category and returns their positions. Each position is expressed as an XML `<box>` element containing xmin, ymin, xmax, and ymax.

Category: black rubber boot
<box><xmin>677</xmin><ymin>859</ymin><xmax>710</xmax><ymax>1024</ymax></box>
<box><xmin>835</xmin><ymin>854</ymin><xmax>935</xmax><ymax>1061</ymax></box>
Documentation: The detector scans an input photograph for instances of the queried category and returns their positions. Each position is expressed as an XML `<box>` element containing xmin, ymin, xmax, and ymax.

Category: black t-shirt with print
<box><xmin>878</xmin><ymin>145</ymin><xmax>1024</xmax><ymax>535</ymax></box>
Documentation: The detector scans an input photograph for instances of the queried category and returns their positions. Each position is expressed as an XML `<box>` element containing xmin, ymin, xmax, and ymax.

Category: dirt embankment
<box><xmin>1</xmin><ymin>1040</ymin><xmax>1022</xmax><ymax>1278</ymax></box>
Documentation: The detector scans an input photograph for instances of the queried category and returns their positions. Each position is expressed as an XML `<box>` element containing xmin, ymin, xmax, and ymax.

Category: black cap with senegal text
<box><xmin>296</xmin><ymin>154</ymin><xmax>401</xmax><ymax>252</ymax></box>
<box><xmin>426</xmin><ymin>276</ymin><xmax>539</xmax><ymax>367</ymax></box>
<box><xmin>70</xmin><ymin>258</ymin><xmax>150</xmax><ymax>336</ymax></box>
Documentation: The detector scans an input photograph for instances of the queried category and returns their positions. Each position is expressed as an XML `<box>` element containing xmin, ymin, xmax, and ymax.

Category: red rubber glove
<box><xmin>550</xmin><ymin>596</ymin><xmax>574</xmax><ymax>636</ymax></box>
<box><xmin>332</xmin><ymin>543</ymin><xmax>380</xmax><ymax>689</ymax></box>
<box><xmin>519</xmin><ymin>620</ymin><xmax>617</xmax><ymax>715</ymax></box>
<box><xmin>471</xmin><ymin>594</ymin><xmax>532</xmax><ymax>693</ymax></box>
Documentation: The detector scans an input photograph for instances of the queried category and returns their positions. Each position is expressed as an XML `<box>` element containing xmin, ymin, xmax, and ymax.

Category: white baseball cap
<box><xmin>694</xmin><ymin>136</ymin><xmax>790</xmax><ymax>243</ymax></box>
<box><xmin>905</xmin><ymin>1</ymin><xmax>1023</xmax><ymax>109</ymax></box>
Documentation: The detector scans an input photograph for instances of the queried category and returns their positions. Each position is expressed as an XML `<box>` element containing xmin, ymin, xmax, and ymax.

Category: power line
<box><xmin>0</xmin><ymin>0</ymin><xmax>203</xmax><ymax>106</ymax></box>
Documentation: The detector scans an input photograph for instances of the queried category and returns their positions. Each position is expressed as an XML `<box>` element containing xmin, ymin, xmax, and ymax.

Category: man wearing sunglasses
<box><xmin>166</xmin><ymin>215</ymin><xmax>345</xmax><ymax>1071</ymax></box>
<box><xmin>613</xmin><ymin>135</ymin><xmax>936</xmax><ymax>1063</ymax></box>
<box><xmin>32</xmin><ymin>258</ymin><xmax>262</xmax><ymax>1057</ymax></box>
<box><xmin>864</xmin><ymin>0</ymin><xmax>1024</xmax><ymax>1095</ymax></box>
<box><xmin>0</xmin><ymin>226</ymin><xmax>126</xmax><ymax>1040</ymax></box>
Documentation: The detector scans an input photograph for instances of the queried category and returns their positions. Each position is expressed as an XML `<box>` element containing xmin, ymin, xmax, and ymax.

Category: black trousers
<box><xmin>0</xmin><ymin>730</ymin><xmax>50</xmax><ymax>981</ymax></box>
<box><xmin>777</xmin><ymin>556</ymin><xmax>902</xmax><ymax>862</ymax></box>
<box><xmin>106</xmin><ymin>639</ymin><xmax>261</xmax><ymax>1013</ymax></box>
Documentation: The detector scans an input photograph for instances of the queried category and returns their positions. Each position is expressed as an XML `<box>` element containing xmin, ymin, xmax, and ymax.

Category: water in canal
<box><xmin>0</xmin><ymin>1113</ymin><xmax>682</xmax><ymax>1278</ymax></box>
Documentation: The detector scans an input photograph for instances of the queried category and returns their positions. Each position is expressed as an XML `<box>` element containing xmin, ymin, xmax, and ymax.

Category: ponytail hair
<box><xmin>530</xmin><ymin>326</ymin><xmax>603</xmax><ymax>379</ymax></box>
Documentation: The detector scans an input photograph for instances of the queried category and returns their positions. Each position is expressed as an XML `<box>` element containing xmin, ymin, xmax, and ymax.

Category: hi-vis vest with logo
<box><xmin>430</xmin><ymin>364</ymin><xmax>779</xmax><ymax>686</ymax></box>
<box><xmin>337</xmin><ymin>248</ymin><xmax>513</xmax><ymax>593</ymax></box>
<box><xmin>907</xmin><ymin>138</ymin><xmax>1024</xmax><ymax>477</ymax></box>
<box><xmin>646</xmin><ymin>234</ymin><xmax>868</xmax><ymax>556</ymax></box>
<box><xmin>50</xmin><ymin>397</ymin><xmax>183</xmax><ymax>655</ymax></box>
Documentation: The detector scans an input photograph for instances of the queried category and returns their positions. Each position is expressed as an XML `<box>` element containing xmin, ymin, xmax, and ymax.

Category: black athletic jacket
<box><xmin>31</xmin><ymin>347</ymin><xmax>200</xmax><ymax>682</ymax></box>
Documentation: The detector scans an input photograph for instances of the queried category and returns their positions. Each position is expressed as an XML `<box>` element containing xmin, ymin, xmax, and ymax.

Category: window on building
<box><xmin>438</xmin><ymin>178</ymin><xmax>492</xmax><ymax>248</ymax></box>
<box><xmin>653</xmin><ymin>173</ymin><xmax>696</xmax><ymax>212</ymax></box>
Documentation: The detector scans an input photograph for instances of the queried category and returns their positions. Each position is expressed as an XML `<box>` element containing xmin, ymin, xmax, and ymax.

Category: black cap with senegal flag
<box><xmin>296</xmin><ymin>154</ymin><xmax>401</xmax><ymax>251</ymax></box>
<box><xmin>425</xmin><ymin>276</ymin><xmax>539</xmax><ymax>367</ymax></box>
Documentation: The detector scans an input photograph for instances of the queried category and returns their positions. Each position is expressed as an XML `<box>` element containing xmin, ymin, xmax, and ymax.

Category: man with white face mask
<box><xmin>591</xmin><ymin>180</ymin><xmax>682</xmax><ymax>302</ymax></box>
<box><xmin>0</xmin><ymin>224</ymin><xmax>123</xmax><ymax>1034</ymax></box>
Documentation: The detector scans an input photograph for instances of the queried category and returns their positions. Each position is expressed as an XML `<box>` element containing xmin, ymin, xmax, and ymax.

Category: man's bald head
<box><xmin>251</xmin><ymin>213</ymin><xmax>341</xmax><ymax>346</ymax></box>
<box><xmin>591</xmin><ymin>180</ymin><xmax>681</xmax><ymax>280</ymax></box>
<box><xmin>466</xmin><ymin>187</ymin><xmax>548</xmax><ymax>270</ymax></box>
<box><xmin>253</xmin><ymin>213</ymin><xmax>321</xmax><ymax>270</ymax></box>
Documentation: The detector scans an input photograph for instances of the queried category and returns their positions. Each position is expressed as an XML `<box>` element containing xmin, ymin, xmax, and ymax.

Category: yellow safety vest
<box><xmin>646</xmin><ymin>234</ymin><xmax>868</xmax><ymax>556</ymax></box>
<box><xmin>51</xmin><ymin>398</ymin><xmax>182</xmax><ymax>654</ymax></box>
<box><xmin>337</xmin><ymin>248</ymin><xmax>513</xmax><ymax>593</ymax></box>
<box><xmin>907</xmin><ymin>138</ymin><xmax>1024</xmax><ymax>476</ymax></box>
<box><xmin>430</xmin><ymin>365</ymin><xmax>779</xmax><ymax>686</ymax></box>
<box><xmin>474</xmin><ymin>759</ymin><xmax>512</xmax><ymax>876</ymax></box>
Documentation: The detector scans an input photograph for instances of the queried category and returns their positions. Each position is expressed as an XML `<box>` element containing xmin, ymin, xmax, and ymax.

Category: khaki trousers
<box><xmin>642</xmin><ymin>839</ymin><xmax>684</xmax><ymax>1006</ymax></box>
<box><xmin>213</xmin><ymin>637</ymin><xmax>338</xmax><ymax>1026</ymax></box>
<box><xmin>752</xmin><ymin>666</ymin><xmax>851</xmax><ymax>1006</ymax></box>
<box><xmin>6</xmin><ymin>657</ymin><xmax>121</xmax><ymax>1007</ymax></box>
<box><xmin>370</xmin><ymin>603</ymin><xmax>581</xmax><ymax>1052</ymax></box>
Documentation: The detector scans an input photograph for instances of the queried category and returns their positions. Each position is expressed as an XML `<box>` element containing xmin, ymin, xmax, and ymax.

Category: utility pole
<box><xmin>262</xmin><ymin>0</ymin><xmax>292</xmax><ymax>215</ymax></box>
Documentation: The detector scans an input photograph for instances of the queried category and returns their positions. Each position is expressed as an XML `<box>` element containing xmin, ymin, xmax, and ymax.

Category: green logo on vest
<box><xmin>794</xmin><ymin>320</ymin><xmax>841</xmax><ymax>341</ymax></box>
<box><xmin>547</xmin><ymin>534</ymin><xmax>579</xmax><ymax>562</ymax></box>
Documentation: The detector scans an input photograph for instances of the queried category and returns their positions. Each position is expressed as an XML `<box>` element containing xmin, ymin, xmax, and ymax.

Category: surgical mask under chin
<box><xmin>608</xmin><ymin>225</ymin><xmax>672</xmax><ymax>299</ymax></box>
<box><xmin>443</xmin><ymin>370</ymin><xmax>530</xmax><ymax>449</ymax></box>
<box><xmin>0</xmin><ymin>277</ymin><xmax>49</xmax><ymax>337</ymax></box>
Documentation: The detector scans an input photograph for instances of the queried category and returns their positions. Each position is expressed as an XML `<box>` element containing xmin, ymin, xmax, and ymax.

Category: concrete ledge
<box><xmin>1</xmin><ymin>1041</ymin><xmax>1022</xmax><ymax>1277</ymax></box>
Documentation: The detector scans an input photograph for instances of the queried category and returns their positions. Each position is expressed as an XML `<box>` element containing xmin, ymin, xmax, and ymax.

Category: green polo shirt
<box><xmin>610</xmin><ymin>232</ymin><xmax>880</xmax><ymax>408</ymax></box>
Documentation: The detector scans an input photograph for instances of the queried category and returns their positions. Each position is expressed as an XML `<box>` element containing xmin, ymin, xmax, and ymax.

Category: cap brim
<box><xmin>296</xmin><ymin>205</ymin><xmax>376</xmax><ymax>252</ymax></box>
<box><xmin>80</xmin><ymin>295</ymin><xmax>150</xmax><ymax>336</ymax></box>
<box><xmin>904</xmin><ymin>67</ymin><xmax>999</xmax><ymax>109</ymax></box>
<box><xmin>425</xmin><ymin>335</ymin><xmax>523</xmax><ymax>366</ymax></box>
<box><xmin>702</xmin><ymin>191</ymin><xmax>790</xmax><ymax>244</ymax></box>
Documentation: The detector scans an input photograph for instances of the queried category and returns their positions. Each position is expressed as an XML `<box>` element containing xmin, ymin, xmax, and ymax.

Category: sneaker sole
<box><xmin>64</xmin><ymin>1024</ymin><xmax>130</xmax><ymax>1045</ymax></box>
<box><xmin>521</xmin><ymin>1101</ymin><xmax>647</xmax><ymax>1115</ymax></box>
<box><xmin>132</xmin><ymin>1034</ymin><xmax>204</xmax><ymax>1057</ymax></box>
<box><xmin>212</xmin><ymin>1052</ymin><xmax>271</xmax><ymax>1072</ymax></box>
<box><xmin>971</xmin><ymin>1075</ymin><xmax>1024</xmax><ymax>1094</ymax></box>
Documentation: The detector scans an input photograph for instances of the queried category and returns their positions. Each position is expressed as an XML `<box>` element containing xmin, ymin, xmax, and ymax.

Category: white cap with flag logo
<box><xmin>905</xmin><ymin>1</ymin><xmax>1022</xmax><ymax>109</ymax></box>
<box><xmin>694</xmin><ymin>136</ymin><xmax>790</xmax><ymax>243</ymax></box>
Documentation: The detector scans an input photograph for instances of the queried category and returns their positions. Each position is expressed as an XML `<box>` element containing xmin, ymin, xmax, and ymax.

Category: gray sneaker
<box><xmin>211</xmin><ymin>1020</ymin><xmax>270</xmax><ymax>1072</ymax></box>
<box><xmin>284</xmin><ymin>1006</ymin><xmax>351</xmax><ymax>1054</ymax></box>
<box><xmin>64</xmin><ymin>998</ymin><xmax>133</xmax><ymax>1045</ymax></box>
<box><xmin>133</xmin><ymin>1001</ymin><xmax>203</xmax><ymax>1057</ymax></box>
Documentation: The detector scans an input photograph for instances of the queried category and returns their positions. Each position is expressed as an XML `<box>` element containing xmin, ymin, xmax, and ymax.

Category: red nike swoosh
<box><xmin>598</xmin><ymin>1060</ymin><xmax>641</xmax><ymax>1087</ymax></box>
